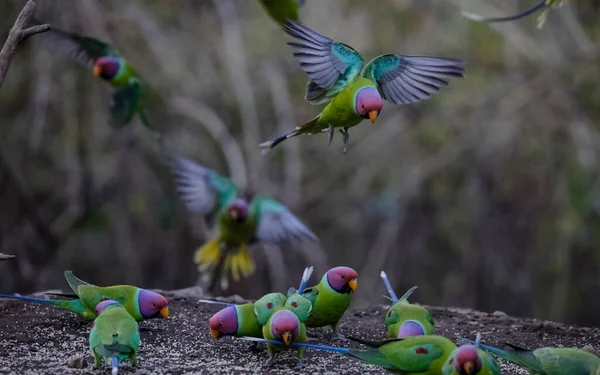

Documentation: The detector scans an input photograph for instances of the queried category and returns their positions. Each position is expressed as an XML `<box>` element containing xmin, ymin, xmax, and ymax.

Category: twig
<box><xmin>0</xmin><ymin>0</ymin><xmax>50</xmax><ymax>88</ymax></box>
<box><xmin>0</xmin><ymin>253</ymin><xmax>16</xmax><ymax>261</ymax></box>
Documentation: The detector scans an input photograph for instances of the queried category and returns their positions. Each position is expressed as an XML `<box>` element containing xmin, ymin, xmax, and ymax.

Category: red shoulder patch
<box><xmin>416</xmin><ymin>347</ymin><xmax>428</xmax><ymax>354</ymax></box>
<box><xmin>291</xmin><ymin>302</ymin><xmax>298</xmax><ymax>308</ymax></box>
<box><xmin>387</xmin><ymin>311</ymin><xmax>392</xmax><ymax>318</ymax></box>
<box><xmin>267</xmin><ymin>302</ymin><xmax>273</xmax><ymax>309</ymax></box>
<box><xmin>449</xmin><ymin>358</ymin><xmax>454</xmax><ymax>364</ymax></box>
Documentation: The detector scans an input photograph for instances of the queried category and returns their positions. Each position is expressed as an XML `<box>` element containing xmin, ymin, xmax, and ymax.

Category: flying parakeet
<box><xmin>462</xmin><ymin>337</ymin><xmax>600</xmax><ymax>375</ymax></box>
<box><xmin>294</xmin><ymin>266</ymin><xmax>358</xmax><ymax>338</ymax></box>
<box><xmin>442</xmin><ymin>333</ymin><xmax>501</xmax><ymax>375</ymax></box>
<box><xmin>380</xmin><ymin>271</ymin><xmax>434</xmax><ymax>338</ymax></box>
<box><xmin>243</xmin><ymin>334</ymin><xmax>458</xmax><ymax>373</ymax></box>
<box><xmin>32</xmin><ymin>19</ymin><xmax>153</xmax><ymax>130</ymax></box>
<box><xmin>259</xmin><ymin>294</ymin><xmax>312</xmax><ymax>369</ymax></box>
<box><xmin>258</xmin><ymin>0</ymin><xmax>305</xmax><ymax>25</ymax></box>
<box><xmin>90</xmin><ymin>300</ymin><xmax>141</xmax><ymax>375</ymax></box>
<box><xmin>259</xmin><ymin>21</ymin><xmax>466</xmax><ymax>154</ymax></box>
<box><xmin>170</xmin><ymin>156</ymin><xmax>318</xmax><ymax>291</ymax></box>
<box><xmin>0</xmin><ymin>270</ymin><xmax>168</xmax><ymax>321</ymax></box>
<box><xmin>461</xmin><ymin>0</ymin><xmax>568</xmax><ymax>29</ymax></box>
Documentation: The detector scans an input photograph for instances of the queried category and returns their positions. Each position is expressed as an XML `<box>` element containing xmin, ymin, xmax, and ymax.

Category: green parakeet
<box><xmin>0</xmin><ymin>270</ymin><xmax>168</xmax><ymax>321</ymax></box>
<box><xmin>461</xmin><ymin>0</ymin><xmax>568</xmax><ymax>29</ymax></box>
<box><xmin>32</xmin><ymin>19</ymin><xmax>153</xmax><ymax>130</ymax></box>
<box><xmin>170</xmin><ymin>156</ymin><xmax>318</xmax><ymax>291</ymax></box>
<box><xmin>260</xmin><ymin>21</ymin><xmax>466</xmax><ymax>153</ymax></box>
<box><xmin>296</xmin><ymin>266</ymin><xmax>358</xmax><ymax>338</ymax></box>
<box><xmin>442</xmin><ymin>333</ymin><xmax>501</xmax><ymax>375</ymax></box>
<box><xmin>380</xmin><ymin>271</ymin><xmax>434</xmax><ymax>338</ymax></box>
<box><xmin>463</xmin><ymin>337</ymin><xmax>600</xmax><ymax>375</ymax></box>
<box><xmin>243</xmin><ymin>334</ymin><xmax>458</xmax><ymax>374</ymax></box>
<box><xmin>90</xmin><ymin>300</ymin><xmax>141</xmax><ymax>375</ymax></box>
<box><xmin>258</xmin><ymin>0</ymin><xmax>305</xmax><ymax>25</ymax></box>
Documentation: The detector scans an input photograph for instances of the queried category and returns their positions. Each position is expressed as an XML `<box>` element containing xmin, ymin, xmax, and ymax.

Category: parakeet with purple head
<box><xmin>442</xmin><ymin>333</ymin><xmax>501</xmax><ymax>375</ymax></box>
<box><xmin>260</xmin><ymin>21</ymin><xmax>466</xmax><ymax>153</ymax></box>
<box><xmin>0</xmin><ymin>270</ymin><xmax>168</xmax><ymax>322</ymax></box>
<box><xmin>90</xmin><ymin>300</ymin><xmax>140</xmax><ymax>375</ymax></box>
<box><xmin>169</xmin><ymin>156</ymin><xmax>318</xmax><ymax>291</ymax></box>
<box><xmin>380</xmin><ymin>271</ymin><xmax>434</xmax><ymax>339</ymax></box>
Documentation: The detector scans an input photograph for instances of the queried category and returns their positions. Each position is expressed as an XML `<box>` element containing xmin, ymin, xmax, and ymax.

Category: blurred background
<box><xmin>1</xmin><ymin>0</ymin><xmax>600</xmax><ymax>326</ymax></box>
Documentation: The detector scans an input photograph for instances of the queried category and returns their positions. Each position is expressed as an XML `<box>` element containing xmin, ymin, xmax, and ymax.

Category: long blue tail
<box><xmin>239</xmin><ymin>336</ymin><xmax>349</xmax><ymax>354</ymax></box>
<box><xmin>380</xmin><ymin>271</ymin><xmax>398</xmax><ymax>303</ymax></box>
<box><xmin>462</xmin><ymin>0</ymin><xmax>546</xmax><ymax>23</ymax></box>
<box><xmin>0</xmin><ymin>293</ymin><xmax>57</xmax><ymax>304</ymax></box>
<box><xmin>111</xmin><ymin>356</ymin><xmax>119</xmax><ymax>375</ymax></box>
<box><xmin>298</xmin><ymin>265</ymin><xmax>314</xmax><ymax>293</ymax></box>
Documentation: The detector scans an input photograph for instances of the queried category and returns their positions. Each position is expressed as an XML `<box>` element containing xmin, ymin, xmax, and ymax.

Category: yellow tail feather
<box><xmin>193</xmin><ymin>240</ymin><xmax>256</xmax><ymax>289</ymax></box>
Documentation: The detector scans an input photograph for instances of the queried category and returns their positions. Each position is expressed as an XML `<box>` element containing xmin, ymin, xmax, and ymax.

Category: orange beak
<box><xmin>160</xmin><ymin>307</ymin><xmax>169</xmax><ymax>318</ymax></box>
<box><xmin>282</xmin><ymin>332</ymin><xmax>292</xmax><ymax>346</ymax></box>
<box><xmin>93</xmin><ymin>64</ymin><xmax>101</xmax><ymax>77</ymax></box>
<box><xmin>464</xmin><ymin>361</ymin><xmax>474</xmax><ymax>375</ymax></box>
<box><xmin>210</xmin><ymin>329</ymin><xmax>220</xmax><ymax>339</ymax></box>
<box><xmin>348</xmin><ymin>278</ymin><xmax>358</xmax><ymax>292</ymax></box>
<box><xmin>230</xmin><ymin>210</ymin><xmax>238</xmax><ymax>220</ymax></box>
<box><xmin>368</xmin><ymin>110</ymin><xmax>378</xmax><ymax>123</ymax></box>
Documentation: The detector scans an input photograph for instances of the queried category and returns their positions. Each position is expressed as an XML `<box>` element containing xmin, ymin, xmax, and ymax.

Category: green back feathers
<box><xmin>283</xmin><ymin>294</ymin><xmax>312</xmax><ymax>322</ymax></box>
<box><xmin>254</xmin><ymin>293</ymin><xmax>287</xmax><ymax>326</ymax></box>
<box><xmin>90</xmin><ymin>304</ymin><xmax>140</xmax><ymax>361</ymax></box>
<box><xmin>234</xmin><ymin>303</ymin><xmax>264</xmax><ymax>338</ymax></box>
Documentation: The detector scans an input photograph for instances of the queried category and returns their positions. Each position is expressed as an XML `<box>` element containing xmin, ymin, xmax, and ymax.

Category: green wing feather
<box><xmin>282</xmin><ymin>20</ymin><xmax>364</xmax><ymax>104</ymax></box>
<box><xmin>254</xmin><ymin>292</ymin><xmax>287</xmax><ymax>326</ymax></box>
<box><xmin>249</xmin><ymin>195</ymin><xmax>318</xmax><ymax>245</ymax></box>
<box><xmin>258</xmin><ymin>0</ymin><xmax>303</xmax><ymax>24</ymax></box>
<box><xmin>64</xmin><ymin>270</ymin><xmax>93</xmax><ymax>296</ymax></box>
<box><xmin>110</xmin><ymin>78</ymin><xmax>145</xmax><ymax>128</ymax></box>
<box><xmin>363</xmin><ymin>54</ymin><xmax>466</xmax><ymax>105</ymax></box>
<box><xmin>284</xmin><ymin>294</ymin><xmax>312</xmax><ymax>322</ymax></box>
<box><xmin>170</xmin><ymin>156</ymin><xmax>239</xmax><ymax>217</ymax></box>
<box><xmin>300</xmin><ymin>285</ymin><xmax>319</xmax><ymax>306</ymax></box>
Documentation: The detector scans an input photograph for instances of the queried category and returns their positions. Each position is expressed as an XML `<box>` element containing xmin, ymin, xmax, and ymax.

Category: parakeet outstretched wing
<box><xmin>250</xmin><ymin>195</ymin><xmax>318</xmax><ymax>245</ymax></box>
<box><xmin>254</xmin><ymin>292</ymin><xmax>287</xmax><ymax>326</ymax></box>
<box><xmin>362</xmin><ymin>54</ymin><xmax>466</xmax><ymax>105</ymax></box>
<box><xmin>282</xmin><ymin>20</ymin><xmax>365</xmax><ymax>104</ymax></box>
<box><xmin>110</xmin><ymin>78</ymin><xmax>144</xmax><ymax>128</ymax></box>
<box><xmin>170</xmin><ymin>157</ymin><xmax>239</xmax><ymax>216</ymax></box>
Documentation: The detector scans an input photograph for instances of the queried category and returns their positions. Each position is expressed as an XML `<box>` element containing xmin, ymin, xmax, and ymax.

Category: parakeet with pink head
<box><xmin>260</xmin><ymin>21</ymin><xmax>466</xmax><ymax>154</ymax></box>
<box><xmin>442</xmin><ymin>333</ymin><xmax>501</xmax><ymax>375</ymax></box>
<box><xmin>380</xmin><ymin>270</ymin><xmax>434</xmax><ymax>339</ymax></box>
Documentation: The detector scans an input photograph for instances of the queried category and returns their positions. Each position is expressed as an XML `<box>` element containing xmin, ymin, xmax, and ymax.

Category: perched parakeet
<box><xmin>32</xmin><ymin>19</ymin><xmax>152</xmax><ymax>129</ymax></box>
<box><xmin>297</xmin><ymin>266</ymin><xmax>358</xmax><ymax>338</ymax></box>
<box><xmin>90</xmin><ymin>300</ymin><xmax>140</xmax><ymax>375</ymax></box>
<box><xmin>258</xmin><ymin>0</ymin><xmax>305</xmax><ymax>25</ymax></box>
<box><xmin>260</xmin><ymin>21</ymin><xmax>466</xmax><ymax>153</ymax></box>
<box><xmin>244</xmin><ymin>335</ymin><xmax>458</xmax><ymax>374</ymax></box>
<box><xmin>463</xmin><ymin>338</ymin><xmax>600</xmax><ymax>375</ymax></box>
<box><xmin>170</xmin><ymin>156</ymin><xmax>318</xmax><ymax>291</ymax></box>
<box><xmin>380</xmin><ymin>271</ymin><xmax>434</xmax><ymax>338</ymax></box>
<box><xmin>0</xmin><ymin>270</ymin><xmax>168</xmax><ymax>321</ymax></box>
<box><xmin>461</xmin><ymin>0</ymin><xmax>568</xmax><ymax>29</ymax></box>
<box><xmin>261</xmin><ymin>294</ymin><xmax>312</xmax><ymax>369</ymax></box>
<box><xmin>442</xmin><ymin>333</ymin><xmax>501</xmax><ymax>375</ymax></box>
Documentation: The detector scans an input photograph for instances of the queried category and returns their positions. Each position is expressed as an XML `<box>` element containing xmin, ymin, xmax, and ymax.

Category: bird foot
<box><xmin>294</xmin><ymin>360</ymin><xmax>305</xmax><ymax>370</ymax></box>
<box><xmin>327</xmin><ymin>125</ymin><xmax>334</xmax><ymax>146</ymax></box>
<box><xmin>340</xmin><ymin>128</ymin><xmax>349</xmax><ymax>154</ymax></box>
<box><xmin>265</xmin><ymin>358</ymin><xmax>275</xmax><ymax>368</ymax></box>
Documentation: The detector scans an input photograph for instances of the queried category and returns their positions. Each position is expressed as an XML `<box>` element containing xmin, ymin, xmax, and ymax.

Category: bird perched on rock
<box><xmin>169</xmin><ymin>156</ymin><xmax>318</xmax><ymax>291</ymax></box>
<box><xmin>260</xmin><ymin>20</ymin><xmax>465</xmax><ymax>153</ymax></box>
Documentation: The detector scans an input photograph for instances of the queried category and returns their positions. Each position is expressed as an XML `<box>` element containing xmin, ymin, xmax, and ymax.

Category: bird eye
<box><xmin>340</xmin><ymin>274</ymin><xmax>345</xmax><ymax>279</ymax></box>
<box><xmin>218</xmin><ymin>322</ymin><xmax>223</xmax><ymax>327</ymax></box>
<box><xmin>152</xmin><ymin>303</ymin><xmax>156</xmax><ymax>308</ymax></box>
<box><xmin>361</xmin><ymin>105</ymin><xmax>364</xmax><ymax>109</ymax></box>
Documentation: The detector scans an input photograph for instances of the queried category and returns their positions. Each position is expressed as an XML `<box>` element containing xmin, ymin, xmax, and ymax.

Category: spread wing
<box><xmin>169</xmin><ymin>157</ymin><xmax>239</xmax><ymax>216</ymax></box>
<box><xmin>363</xmin><ymin>54</ymin><xmax>466</xmax><ymax>105</ymax></box>
<box><xmin>110</xmin><ymin>78</ymin><xmax>144</xmax><ymax>128</ymax></box>
<box><xmin>250</xmin><ymin>195</ymin><xmax>318</xmax><ymax>245</ymax></box>
<box><xmin>282</xmin><ymin>20</ymin><xmax>364</xmax><ymax>104</ymax></box>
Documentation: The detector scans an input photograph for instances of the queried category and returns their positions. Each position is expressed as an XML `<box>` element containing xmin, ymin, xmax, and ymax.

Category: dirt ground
<box><xmin>0</xmin><ymin>287</ymin><xmax>599</xmax><ymax>375</ymax></box>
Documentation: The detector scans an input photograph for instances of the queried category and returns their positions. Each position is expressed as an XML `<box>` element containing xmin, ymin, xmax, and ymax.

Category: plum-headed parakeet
<box><xmin>258</xmin><ymin>0</ymin><xmax>305</xmax><ymax>25</ymax></box>
<box><xmin>90</xmin><ymin>300</ymin><xmax>140</xmax><ymax>375</ymax></box>
<box><xmin>442</xmin><ymin>333</ymin><xmax>501</xmax><ymax>375</ymax></box>
<box><xmin>33</xmin><ymin>19</ymin><xmax>153</xmax><ymax>130</ymax></box>
<box><xmin>260</xmin><ymin>21</ymin><xmax>466</xmax><ymax>153</ymax></box>
<box><xmin>296</xmin><ymin>266</ymin><xmax>358</xmax><ymax>338</ymax></box>
<box><xmin>461</xmin><ymin>0</ymin><xmax>568</xmax><ymax>29</ymax></box>
<box><xmin>380</xmin><ymin>271</ymin><xmax>434</xmax><ymax>338</ymax></box>
<box><xmin>463</xmin><ymin>337</ymin><xmax>600</xmax><ymax>375</ymax></box>
<box><xmin>170</xmin><ymin>156</ymin><xmax>318</xmax><ymax>291</ymax></box>
<box><xmin>0</xmin><ymin>270</ymin><xmax>168</xmax><ymax>321</ymax></box>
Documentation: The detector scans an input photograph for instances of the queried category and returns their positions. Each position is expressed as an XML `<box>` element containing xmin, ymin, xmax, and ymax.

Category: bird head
<box><xmin>355</xmin><ymin>87</ymin><xmax>383</xmax><ymax>124</ymax></box>
<box><xmin>397</xmin><ymin>320</ymin><xmax>426</xmax><ymax>338</ymax></box>
<box><xmin>326</xmin><ymin>266</ymin><xmax>358</xmax><ymax>294</ymax></box>
<box><xmin>455</xmin><ymin>344</ymin><xmax>483</xmax><ymax>375</ymax></box>
<box><xmin>270</xmin><ymin>310</ymin><xmax>299</xmax><ymax>346</ymax></box>
<box><xmin>208</xmin><ymin>306</ymin><xmax>238</xmax><ymax>338</ymax></box>
<box><xmin>138</xmin><ymin>289</ymin><xmax>169</xmax><ymax>319</ymax></box>
<box><xmin>227</xmin><ymin>198</ymin><xmax>249</xmax><ymax>222</ymax></box>
<box><xmin>95</xmin><ymin>299</ymin><xmax>120</xmax><ymax>315</ymax></box>
<box><xmin>93</xmin><ymin>56</ymin><xmax>120</xmax><ymax>80</ymax></box>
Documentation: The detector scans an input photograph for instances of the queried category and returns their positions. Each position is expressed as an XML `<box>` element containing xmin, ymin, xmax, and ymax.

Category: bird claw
<box><xmin>340</xmin><ymin>128</ymin><xmax>349</xmax><ymax>154</ymax></box>
<box><xmin>295</xmin><ymin>360</ymin><xmax>305</xmax><ymax>370</ymax></box>
<box><xmin>327</xmin><ymin>125</ymin><xmax>334</xmax><ymax>146</ymax></box>
<box><xmin>265</xmin><ymin>358</ymin><xmax>275</xmax><ymax>367</ymax></box>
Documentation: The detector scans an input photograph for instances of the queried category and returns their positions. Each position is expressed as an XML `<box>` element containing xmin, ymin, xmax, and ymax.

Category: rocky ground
<box><xmin>0</xmin><ymin>287</ymin><xmax>599</xmax><ymax>375</ymax></box>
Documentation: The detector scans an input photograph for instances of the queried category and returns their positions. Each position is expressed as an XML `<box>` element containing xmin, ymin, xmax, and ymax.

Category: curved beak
<box><xmin>230</xmin><ymin>210</ymin><xmax>238</xmax><ymax>220</ymax></box>
<box><xmin>464</xmin><ymin>361</ymin><xmax>474</xmax><ymax>375</ymax></box>
<box><xmin>348</xmin><ymin>278</ymin><xmax>358</xmax><ymax>292</ymax></box>
<box><xmin>210</xmin><ymin>329</ymin><xmax>221</xmax><ymax>339</ymax></box>
<box><xmin>93</xmin><ymin>64</ymin><xmax>101</xmax><ymax>77</ymax></box>
<box><xmin>282</xmin><ymin>332</ymin><xmax>292</xmax><ymax>346</ymax></box>
<box><xmin>160</xmin><ymin>307</ymin><xmax>169</xmax><ymax>318</ymax></box>
<box><xmin>368</xmin><ymin>110</ymin><xmax>378</xmax><ymax>123</ymax></box>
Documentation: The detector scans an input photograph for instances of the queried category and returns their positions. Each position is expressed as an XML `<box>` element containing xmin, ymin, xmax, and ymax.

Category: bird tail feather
<box><xmin>461</xmin><ymin>0</ymin><xmax>546</xmax><ymax>23</ymax></box>
<box><xmin>259</xmin><ymin>117</ymin><xmax>319</xmax><ymax>153</ymax></box>
<box><xmin>111</xmin><ymin>356</ymin><xmax>119</xmax><ymax>375</ymax></box>
<box><xmin>379</xmin><ymin>271</ymin><xmax>399</xmax><ymax>303</ymax></box>
<box><xmin>195</xmin><ymin>240</ymin><xmax>255</xmax><ymax>290</ymax></box>
<box><xmin>0</xmin><ymin>293</ymin><xmax>85</xmax><ymax>314</ymax></box>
